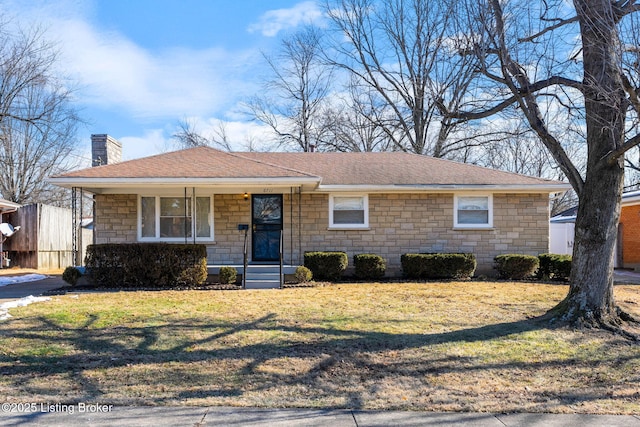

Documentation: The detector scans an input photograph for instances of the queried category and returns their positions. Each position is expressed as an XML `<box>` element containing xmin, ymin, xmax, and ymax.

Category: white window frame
<box><xmin>454</xmin><ymin>194</ymin><xmax>493</xmax><ymax>229</ymax></box>
<box><xmin>138</xmin><ymin>194</ymin><xmax>214</xmax><ymax>242</ymax></box>
<box><xmin>329</xmin><ymin>194</ymin><xmax>369</xmax><ymax>229</ymax></box>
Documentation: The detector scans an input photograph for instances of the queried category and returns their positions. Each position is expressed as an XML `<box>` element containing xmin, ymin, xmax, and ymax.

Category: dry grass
<box><xmin>0</xmin><ymin>282</ymin><xmax>639</xmax><ymax>414</ymax></box>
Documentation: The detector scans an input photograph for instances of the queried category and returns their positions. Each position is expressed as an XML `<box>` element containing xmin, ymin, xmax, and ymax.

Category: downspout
<box><xmin>290</xmin><ymin>187</ymin><xmax>293</xmax><ymax>263</ymax></box>
<box><xmin>298</xmin><ymin>187</ymin><xmax>302</xmax><ymax>265</ymax></box>
<box><xmin>192</xmin><ymin>187</ymin><xmax>196</xmax><ymax>244</ymax></box>
<box><xmin>184</xmin><ymin>187</ymin><xmax>188</xmax><ymax>244</ymax></box>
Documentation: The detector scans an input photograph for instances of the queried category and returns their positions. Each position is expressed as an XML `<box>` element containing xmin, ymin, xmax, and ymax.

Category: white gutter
<box><xmin>48</xmin><ymin>176</ymin><xmax>322</xmax><ymax>189</ymax></box>
<box><xmin>0</xmin><ymin>200</ymin><xmax>21</xmax><ymax>214</ymax></box>
<box><xmin>316</xmin><ymin>183</ymin><xmax>572</xmax><ymax>193</ymax></box>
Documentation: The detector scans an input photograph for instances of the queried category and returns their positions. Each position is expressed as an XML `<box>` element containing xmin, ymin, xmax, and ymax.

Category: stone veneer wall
<box><xmin>94</xmin><ymin>192</ymin><xmax>549</xmax><ymax>276</ymax></box>
<box><xmin>94</xmin><ymin>194</ymin><xmax>137</xmax><ymax>243</ymax></box>
<box><xmin>289</xmin><ymin>192</ymin><xmax>549</xmax><ymax>276</ymax></box>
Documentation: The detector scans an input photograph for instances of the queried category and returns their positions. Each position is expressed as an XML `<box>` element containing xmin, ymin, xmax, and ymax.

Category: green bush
<box><xmin>401</xmin><ymin>253</ymin><xmax>476</xmax><ymax>280</ymax></box>
<box><xmin>304</xmin><ymin>251</ymin><xmax>348</xmax><ymax>281</ymax></box>
<box><xmin>538</xmin><ymin>253</ymin><xmax>572</xmax><ymax>281</ymax></box>
<box><xmin>85</xmin><ymin>243</ymin><xmax>208</xmax><ymax>288</ymax></box>
<box><xmin>294</xmin><ymin>266</ymin><xmax>313</xmax><ymax>283</ymax></box>
<box><xmin>494</xmin><ymin>254</ymin><xmax>539</xmax><ymax>280</ymax></box>
<box><xmin>62</xmin><ymin>266</ymin><xmax>82</xmax><ymax>286</ymax></box>
<box><xmin>218</xmin><ymin>266</ymin><xmax>238</xmax><ymax>284</ymax></box>
<box><xmin>354</xmin><ymin>254</ymin><xmax>386</xmax><ymax>280</ymax></box>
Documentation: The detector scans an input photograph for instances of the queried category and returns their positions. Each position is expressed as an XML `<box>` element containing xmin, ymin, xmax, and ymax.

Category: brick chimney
<box><xmin>91</xmin><ymin>134</ymin><xmax>122</xmax><ymax>166</ymax></box>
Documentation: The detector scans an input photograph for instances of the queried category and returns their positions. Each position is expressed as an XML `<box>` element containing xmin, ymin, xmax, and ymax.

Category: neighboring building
<box><xmin>549</xmin><ymin>206</ymin><xmax>577</xmax><ymax>256</ymax></box>
<box><xmin>49</xmin><ymin>136</ymin><xmax>569</xmax><ymax>278</ymax></box>
<box><xmin>550</xmin><ymin>191</ymin><xmax>640</xmax><ymax>269</ymax></box>
<box><xmin>619</xmin><ymin>191</ymin><xmax>640</xmax><ymax>270</ymax></box>
<box><xmin>0</xmin><ymin>199</ymin><xmax>21</xmax><ymax>268</ymax></box>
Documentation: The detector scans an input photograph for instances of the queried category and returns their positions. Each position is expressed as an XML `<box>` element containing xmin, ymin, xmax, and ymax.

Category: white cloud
<box><xmin>56</xmin><ymin>21</ymin><xmax>256</xmax><ymax>120</ymax></box>
<box><xmin>3</xmin><ymin>0</ymin><xmax>260</xmax><ymax>121</ymax></box>
<box><xmin>248</xmin><ymin>1</ymin><xmax>324</xmax><ymax>37</ymax></box>
<box><xmin>120</xmin><ymin>129</ymin><xmax>172</xmax><ymax>160</ymax></box>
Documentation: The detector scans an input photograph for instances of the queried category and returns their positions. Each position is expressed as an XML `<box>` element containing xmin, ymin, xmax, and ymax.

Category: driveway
<box><xmin>614</xmin><ymin>269</ymin><xmax>640</xmax><ymax>285</ymax></box>
<box><xmin>0</xmin><ymin>274</ymin><xmax>65</xmax><ymax>303</ymax></box>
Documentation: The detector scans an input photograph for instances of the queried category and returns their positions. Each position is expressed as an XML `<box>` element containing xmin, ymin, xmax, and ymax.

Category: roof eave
<box><xmin>47</xmin><ymin>176</ymin><xmax>321</xmax><ymax>193</ymax></box>
<box><xmin>0</xmin><ymin>199</ymin><xmax>21</xmax><ymax>213</ymax></box>
<box><xmin>315</xmin><ymin>183</ymin><xmax>572</xmax><ymax>193</ymax></box>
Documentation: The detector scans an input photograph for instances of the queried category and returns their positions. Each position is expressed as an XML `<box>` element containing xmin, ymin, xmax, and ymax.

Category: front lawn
<box><xmin>0</xmin><ymin>282</ymin><xmax>639</xmax><ymax>414</ymax></box>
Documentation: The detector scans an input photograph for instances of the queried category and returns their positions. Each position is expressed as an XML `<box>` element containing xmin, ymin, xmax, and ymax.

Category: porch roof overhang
<box><xmin>47</xmin><ymin>176</ymin><xmax>322</xmax><ymax>194</ymax></box>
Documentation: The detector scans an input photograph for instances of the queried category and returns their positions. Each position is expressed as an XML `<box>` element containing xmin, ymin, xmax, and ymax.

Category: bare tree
<box><xmin>172</xmin><ymin>118</ymin><xmax>233</xmax><ymax>151</ymax></box>
<box><xmin>319</xmin><ymin>78</ymin><xmax>396</xmax><ymax>152</ymax></box>
<box><xmin>245</xmin><ymin>26</ymin><xmax>333</xmax><ymax>152</ymax></box>
<box><xmin>324</xmin><ymin>0</ymin><xmax>484</xmax><ymax>157</ymax></box>
<box><xmin>452</xmin><ymin>0</ymin><xmax>640</xmax><ymax>334</ymax></box>
<box><xmin>0</xmin><ymin>24</ymin><xmax>80</xmax><ymax>206</ymax></box>
<box><xmin>172</xmin><ymin>119</ymin><xmax>211</xmax><ymax>148</ymax></box>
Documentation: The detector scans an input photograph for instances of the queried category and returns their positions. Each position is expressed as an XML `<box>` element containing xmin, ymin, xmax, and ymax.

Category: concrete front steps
<box><xmin>208</xmin><ymin>264</ymin><xmax>297</xmax><ymax>289</ymax></box>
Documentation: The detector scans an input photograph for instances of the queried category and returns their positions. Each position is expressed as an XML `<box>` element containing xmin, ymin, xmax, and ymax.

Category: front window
<box><xmin>454</xmin><ymin>194</ymin><xmax>493</xmax><ymax>228</ymax></box>
<box><xmin>330</xmin><ymin>194</ymin><xmax>368</xmax><ymax>228</ymax></box>
<box><xmin>139</xmin><ymin>195</ymin><xmax>213</xmax><ymax>241</ymax></box>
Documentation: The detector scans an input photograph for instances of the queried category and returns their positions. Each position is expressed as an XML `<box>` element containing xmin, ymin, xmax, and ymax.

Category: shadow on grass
<box><xmin>0</xmin><ymin>312</ymin><xmax>637</xmax><ymax>411</ymax></box>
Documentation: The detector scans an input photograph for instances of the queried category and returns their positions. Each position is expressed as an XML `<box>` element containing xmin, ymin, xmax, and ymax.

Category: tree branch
<box><xmin>518</xmin><ymin>16</ymin><xmax>579</xmax><ymax>43</ymax></box>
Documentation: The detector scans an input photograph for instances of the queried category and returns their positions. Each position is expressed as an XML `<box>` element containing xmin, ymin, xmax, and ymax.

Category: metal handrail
<box><xmin>279</xmin><ymin>229</ymin><xmax>284</xmax><ymax>289</ymax></box>
<box><xmin>243</xmin><ymin>228</ymin><xmax>248</xmax><ymax>289</ymax></box>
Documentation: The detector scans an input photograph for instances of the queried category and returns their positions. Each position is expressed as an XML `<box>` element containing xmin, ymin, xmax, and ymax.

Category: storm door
<box><xmin>252</xmin><ymin>194</ymin><xmax>283</xmax><ymax>262</ymax></box>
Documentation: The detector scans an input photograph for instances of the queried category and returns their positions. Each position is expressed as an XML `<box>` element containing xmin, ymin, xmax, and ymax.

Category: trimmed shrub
<box><xmin>538</xmin><ymin>253</ymin><xmax>572</xmax><ymax>281</ymax></box>
<box><xmin>62</xmin><ymin>266</ymin><xmax>82</xmax><ymax>286</ymax></box>
<box><xmin>294</xmin><ymin>266</ymin><xmax>313</xmax><ymax>283</ymax></box>
<box><xmin>401</xmin><ymin>253</ymin><xmax>476</xmax><ymax>280</ymax></box>
<box><xmin>494</xmin><ymin>254</ymin><xmax>539</xmax><ymax>280</ymax></box>
<box><xmin>354</xmin><ymin>253</ymin><xmax>386</xmax><ymax>280</ymax></box>
<box><xmin>218</xmin><ymin>266</ymin><xmax>238</xmax><ymax>284</ymax></box>
<box><xmin>85</xmin><ymin>243</ymin><xmax>208</xmax><ymax>288</ymax></box>
<box><xmin>304</xmin><ymin>251</ymin><xmax>348</xmax><ymax>281</ymax></box>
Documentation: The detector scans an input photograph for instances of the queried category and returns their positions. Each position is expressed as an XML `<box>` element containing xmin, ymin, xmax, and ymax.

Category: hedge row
<box><xmin>401</xmin><ymin>253</ymin><xmax>476</xmax><ymax>280</ymax></box>
<box><xmin>494</xmin><ymin>254</ymin><xmax>539</xmax><ymax>280</ymax></box>
<box><xmin>538</xmin><ymin>253</ymin><xmax>572</xmax><ymax>281</ymax></box>
<box><xmin>85</xmin><ymin>243</ymin><xmax>208</xmax><ymax>288</ymax></box>
<box><xmin>354</xmin><ymin>254</ymin><xmax>386</xmax><ymax>280</ymax></box>
<box><xmin>494</xmin><ymin>253</ymin><xmax>572</xmax><ymax>281</ymax></box>
<box><xmin>304</xmin><ymin>251</ymin><xmax>349</xmax><ymax>281</ymax></box>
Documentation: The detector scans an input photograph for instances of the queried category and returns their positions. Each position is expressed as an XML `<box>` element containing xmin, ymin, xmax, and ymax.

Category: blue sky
<box><xmin>0</xmin><ymin>0</ymin><xmax>325</xmax><ymax>163</ymax></box>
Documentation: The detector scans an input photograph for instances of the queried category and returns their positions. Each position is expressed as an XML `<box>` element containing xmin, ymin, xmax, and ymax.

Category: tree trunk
<box><xmin>554</xmin><ymin>163</ymin><xmax>623</xmax><ymax>327</ymax></box>
<box><xmin>551</xmin><ymin>0</ymin><xmax>631</xmax><ymax>329</ymax></box>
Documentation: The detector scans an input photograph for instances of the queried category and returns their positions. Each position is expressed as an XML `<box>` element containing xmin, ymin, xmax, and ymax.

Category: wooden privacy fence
<box><xmin>4</xmin><ymin>203</ymin><xmax>93</xmax><ymax>270</ymax></box>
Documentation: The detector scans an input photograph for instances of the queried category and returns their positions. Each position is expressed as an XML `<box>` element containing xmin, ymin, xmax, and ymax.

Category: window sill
<box><xmin>328</xmin><ymin>226</ymin><xmax>371</xmax><ymax>231</ymax></box>
<box><xmin>138</xmin><ymin>239</ymin><xmax>217</xmax><ymax>244</ymax></box>
<box><xmin>452</xmin><ymin>227</ymin><xmax>495</xmax><ymax>231</ymax></box>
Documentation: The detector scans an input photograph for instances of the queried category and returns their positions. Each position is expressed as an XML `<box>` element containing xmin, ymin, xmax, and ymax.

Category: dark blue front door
<box><xmin>252</xmin><ymin>194</ymin><xmax>283</xmax><ymax>261</ymax></box>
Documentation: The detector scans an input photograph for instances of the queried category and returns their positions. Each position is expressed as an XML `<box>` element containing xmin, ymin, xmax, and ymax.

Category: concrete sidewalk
<box><xmin>0</xmin><ymin>406</ymin><xmax>638</xmax><ymax>426</ymax></box>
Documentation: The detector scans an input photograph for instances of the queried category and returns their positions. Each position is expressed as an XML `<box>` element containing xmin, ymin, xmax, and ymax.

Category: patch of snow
<box><xmin>0</xmin><ymin>274</ymin><xmax>47</xmax><ymax>287</ymax></box>
<box><xmin>0</xmin><ymin>295</ymin><xmax>51</xmax><ymax>321</ymax></box>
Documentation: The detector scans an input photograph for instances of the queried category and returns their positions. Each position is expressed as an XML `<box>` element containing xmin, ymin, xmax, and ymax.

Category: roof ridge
<box><xmin>399</xmin><ymin>151</ymin><xmax>564</xmax><ymax>183</ymax></box>
<box><xmin>227</xmin><ymin>151</ymin><xmax>321</xmax><ymax>179</ymax></box>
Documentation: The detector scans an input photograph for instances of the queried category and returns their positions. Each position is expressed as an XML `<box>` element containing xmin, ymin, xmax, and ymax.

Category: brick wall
<box><xmin>620</xmin><ymin>204</ymin><xmax>640</xmax><ymax>268</ymax></box>
<box><xmin>94</xmin><ymin>192</ymin><xmax>550</xmax><ymax>276</ymax></box>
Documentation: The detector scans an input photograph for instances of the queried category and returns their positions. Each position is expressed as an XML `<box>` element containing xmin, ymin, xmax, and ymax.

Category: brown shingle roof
<box><xmin>57</xmin><ymin>147</ymin><xmax>316</xmax><ymax>179</ymax></box>
<box><xmin>52</xmin><ymin>146</ymin><xmax>566</xmax><ymax>188</ymax></box>
<box><xmin>237</xmin><ymin>151</ymin><xmax>559</xmax><ymax>186</ymax></box>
